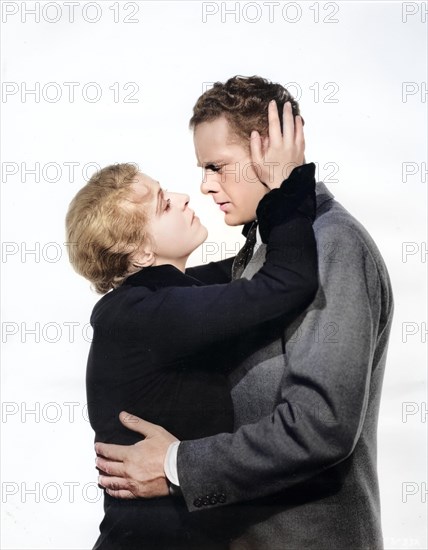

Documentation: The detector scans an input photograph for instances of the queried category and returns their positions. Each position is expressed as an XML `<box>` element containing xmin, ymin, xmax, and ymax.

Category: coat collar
<box><xmin>241</xmin><ymin>181</ymin><xmax>334</xmax><ymax>237</ymax></box>
<box><xmin>314</xmin><ymin>180</ymin><xmax>335</xmax><ymax>209</ymax></box>
<box><xmin>123</xmin><ymin>264</ymin><xmax>205</xmax><ymax>290</ymax></box>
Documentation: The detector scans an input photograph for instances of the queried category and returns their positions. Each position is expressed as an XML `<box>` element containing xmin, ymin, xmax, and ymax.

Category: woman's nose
<box><xmin>182</xmin><ymin>194</ymin><xmax>190</xmax><ymax>209</ymax></box>
<box><xmin>170</xmin><ymin>192</ymin><xmax>190</xmax><ymax>209</ymax></box>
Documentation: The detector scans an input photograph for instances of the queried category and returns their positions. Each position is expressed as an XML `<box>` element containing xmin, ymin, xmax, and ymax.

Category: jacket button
<box><xmin>218</xmin><ymin>493</ymin><xmax>226</xmax><ymax>503</ymax></box>
<box><xmin>193</xmin><ymin>498</ymin><xmax>202</xmax><ymax>508</ymax></box>
<box><xmin>209</xmin><ymin>495</ymin><xmax>218</xmax><ymax>505</ymax></box>
<box><xmin>202</xmin><ymin>496</ymin><xmax>210</xmax><ymax>506</ymax></box>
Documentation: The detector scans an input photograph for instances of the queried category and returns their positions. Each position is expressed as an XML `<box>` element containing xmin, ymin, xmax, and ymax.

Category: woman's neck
<box><xmin>152</xmin><ymin>257</ymin><xmax>188</xmax><ymax>273</ymax></box>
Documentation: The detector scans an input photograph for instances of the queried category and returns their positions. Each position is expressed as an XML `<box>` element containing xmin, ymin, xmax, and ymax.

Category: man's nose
<box><xmin>200</xmin><ymin>173</ymin><xmax>221</xmax><ymax>195</ymax></box>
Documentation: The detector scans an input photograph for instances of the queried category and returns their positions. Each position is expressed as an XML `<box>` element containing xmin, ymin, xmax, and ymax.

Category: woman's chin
<box><xmin>199</xmin><ymin>224</ymin><xmax>209</xmax><ymax>242</ymax></box>
<box><xmin>191</xmin><ymin>226</ymin><xmax>209</xmax><ymax>251</ymax></box>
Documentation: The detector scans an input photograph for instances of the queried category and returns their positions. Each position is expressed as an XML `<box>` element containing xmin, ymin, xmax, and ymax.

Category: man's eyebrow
<box><xmin>197</xmin><ymin>159</ymin><xmax>225</xmax><ymax>168</ymax></box>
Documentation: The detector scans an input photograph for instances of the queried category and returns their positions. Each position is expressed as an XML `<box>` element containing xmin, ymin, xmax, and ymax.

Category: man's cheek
<box><xmin>242</xmin><ymin>164</ymin><xmax>260</xmax><ymax>185</ymax></box>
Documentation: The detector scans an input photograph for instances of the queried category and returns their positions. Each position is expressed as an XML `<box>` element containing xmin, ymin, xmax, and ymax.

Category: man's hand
<box><xmin>95</xmin><ymin>411</ymin><xmax>179</xmax><ymax>499</ymax></box>
<box><xmin>250</xmin><ymin>100</ymin><xmax>305</xmax><ymax>190</ymax></box>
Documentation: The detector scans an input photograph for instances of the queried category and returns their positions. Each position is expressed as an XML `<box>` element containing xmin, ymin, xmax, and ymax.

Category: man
<box><xmin>95</xmin><ymin>76</ymin><xmax>394</xmax><ymax>549</ymax></box>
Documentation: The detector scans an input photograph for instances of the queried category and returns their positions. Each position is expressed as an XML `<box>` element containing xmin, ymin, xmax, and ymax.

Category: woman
<box><xmin>65</xmin><ymin>106</ymin><xmax>318</xmax><ymax>549</ymax></box>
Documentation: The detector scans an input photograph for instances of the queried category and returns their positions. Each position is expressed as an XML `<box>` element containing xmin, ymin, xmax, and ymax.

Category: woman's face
<box><xmin>131</xmin><ymin>172</ymin><xmax>208</xmax><ymax>269</ymax></box>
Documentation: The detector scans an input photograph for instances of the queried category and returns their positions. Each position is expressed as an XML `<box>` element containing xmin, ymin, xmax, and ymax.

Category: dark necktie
<box><xmin>231</xmin><ymin>221</ymin><xmax>258</xmax><ymax>280</ymax></box>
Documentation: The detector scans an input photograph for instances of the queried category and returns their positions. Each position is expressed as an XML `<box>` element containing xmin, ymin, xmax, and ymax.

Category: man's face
<box><xmin>193</xmin><ymin>116</ymin><xmax>269</xmax><ymax>226</ymax></box>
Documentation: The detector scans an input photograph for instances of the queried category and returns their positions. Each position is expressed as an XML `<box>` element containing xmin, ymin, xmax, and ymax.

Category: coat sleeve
<box><xmin>126</xmin><ymin>214</ymin><xmax>317</xmax><ymax>363</ymax></box>
<box><xmin>177</xmin><ymin>222</ymin><xmax>389</xmax><ymax>510</ymax></box>
<box><xmin>185</xmin><ymin>257</ymin><xmax>235</xmax><ymax>284</ymax></box>
<box><xmin>122</xmin><ymin>164</ymin><xmax>318</xmax><ymax>362</ymax></box>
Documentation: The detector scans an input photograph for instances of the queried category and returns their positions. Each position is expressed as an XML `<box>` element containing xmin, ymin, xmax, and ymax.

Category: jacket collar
<box><xmin>241</xmin><ymin>181</ymin><xmax>334</xmax><ymax>237</ymax></box>
<box><xmin>123</xmin><ymin>264</ymin><xmax>205</xmax><ymax>290</ymax></box>
<box><xmin>314</xmin><ymin>180</ymin><xmax>335</xmax><ymax>209</ymax></box>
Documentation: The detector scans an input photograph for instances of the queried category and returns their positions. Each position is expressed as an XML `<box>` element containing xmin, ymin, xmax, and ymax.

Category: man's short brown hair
<box><xmin>189</xmin><ymin>75</ymin><xmax>303</xmax><ymax>144</ymax></box>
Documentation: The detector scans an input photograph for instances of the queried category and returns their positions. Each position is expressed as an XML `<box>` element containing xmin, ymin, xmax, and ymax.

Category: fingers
<box><xmin>294</xmin><ymin>115</ymin><xmax>305</xmax><ymax>164</ymax></box>
<box><xmin>268</xmin><ymin>100</ymin><xmax>282</xmax><ymax>148</ymax></box>
<box><xmin>95</xmin><ymin>442</ymin><xmax>129</xmax><ymax>462</ymax></box>
<box><xmin>99</xmin><ymin>475</ymin><xmax>138</xmax><ymax>499</ymax></box>
<box><xmin>99</xmin><ymin>474</ymin><xmax>127</xmax><ymax>489</ymax></box>
<box><xmin>262</xmin><ymin>135</ymin><xmax>269</xmax><ymax>155</ymax></box>
<box><xmin>282</xmin><ymin>101</ymin><xmax>295</xmax><ymax>146</ymax></box>
<box><xmin>249</xmin><ymin>100</ymin><xmax>305</xmax><ymax>188</ymax></box>
<box><xmin>269</xmin><ymin>100</ymin><xmax>298</xmax><ymax>147</ymax></box>
<box><xmin>105</xmin><ymin>488</ymin><xmax>136</xmax><ymax>499</ymax></box>
<box><xmin>119</xmin><ymin>411</ymin><xmax>160</xmax><ymax>437</ymax></box>
<box><xmin>295</xmin><ymin>115</ymin><xmax>305</xmax><ymax>147</ymax></box>
<box><xmin>98</xmin><ymin>474</ymin><xmax>136</xmax><ymax>492</ymax></box>
<box><xmin>96</xmin><ymin>456</ymin><xmax>126</xmax><ymax>476</ymax></box>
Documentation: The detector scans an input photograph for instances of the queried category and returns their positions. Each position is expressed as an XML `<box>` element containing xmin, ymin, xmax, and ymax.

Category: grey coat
<box><xmin>178</xmin><ymin>182</ymin><xmax>394</xmax><ymax>549</ymax></box>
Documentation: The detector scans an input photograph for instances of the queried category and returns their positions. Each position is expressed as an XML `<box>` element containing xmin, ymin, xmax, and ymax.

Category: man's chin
<box><xmin>224</xmin><ymin>213</ymin><xmax>254</xmax><ymax>227</ymax></box>
<box><xmin>224</xmin><ymin>217</ymin><xmax>238</xmax><ymax>226</ymax></box>
<box><xmin>224</xmin><ymin>218</ymin><xmax>242</xmax><ymax>227</ymax></box>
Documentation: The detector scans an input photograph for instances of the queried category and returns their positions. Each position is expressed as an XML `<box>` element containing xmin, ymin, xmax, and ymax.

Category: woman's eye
<box><xmin>164</xmin><ymin>198</ymin><xmax>171</xmax><ymax>211</ymax></box>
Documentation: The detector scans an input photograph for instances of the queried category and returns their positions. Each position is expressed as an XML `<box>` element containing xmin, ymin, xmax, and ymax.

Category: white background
<box><xmin>1</xmin><ymin>1</ymin><xmax>427</xmax><ymax>548</ymax></box>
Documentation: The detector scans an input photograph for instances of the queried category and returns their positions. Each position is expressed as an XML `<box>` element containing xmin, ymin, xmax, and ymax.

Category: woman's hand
<box><xmin>250</xmin><ymin>100</ymin><xmax>305</xmax><ymax>190</ymax></box>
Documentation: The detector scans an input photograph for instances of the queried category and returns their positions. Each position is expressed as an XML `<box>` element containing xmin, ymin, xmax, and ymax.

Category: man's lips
<box><xmin>216</xmin><ymin>201</ymin><xmax>231</xmax><ymax>212</ymax></box>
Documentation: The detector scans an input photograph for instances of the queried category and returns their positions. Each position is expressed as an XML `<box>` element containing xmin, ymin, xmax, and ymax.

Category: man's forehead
<box><xmin>193</xmin><ymin>118</ymin><xmax>245</xmax><ymax>166</ymax></box>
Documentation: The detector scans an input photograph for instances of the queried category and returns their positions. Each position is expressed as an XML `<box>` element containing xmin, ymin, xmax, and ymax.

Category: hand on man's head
<box><xmin>250</xmin><ymin>101</ymin><xmax>305</xmax><ymax>190</ymax></box>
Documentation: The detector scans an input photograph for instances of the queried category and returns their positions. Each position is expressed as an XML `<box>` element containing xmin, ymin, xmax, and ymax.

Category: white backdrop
<box><xmin>1</xmin><ymin>1</ymin><xmax>427</xmax><ymax>548</ymax></box>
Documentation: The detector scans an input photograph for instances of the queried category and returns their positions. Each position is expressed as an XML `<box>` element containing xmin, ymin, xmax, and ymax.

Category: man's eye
<box><xmin>206</xmin><ymin>164</ymin><xmax>222</xmax><ymax>173</ymax></box>
<box><xmin>164</xmin><ymin>198</ymin><xmax>171</xmax><ymax>211</ymax></box>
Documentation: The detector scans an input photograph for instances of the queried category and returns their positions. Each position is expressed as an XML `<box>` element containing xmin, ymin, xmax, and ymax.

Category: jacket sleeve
<box><xmin>185</xmin><ymin>257</ymin><xmax>235</xmax><ymax>284</ymax></box>
<box><xmin>124</xmin><ymin>164</ymin><xmax>318</xmax><ymax>362</ymax></box>
<box><xmin>177</xmin><ymin>221</ymin><xmax>391</xmax><ymax>510</ymax></box>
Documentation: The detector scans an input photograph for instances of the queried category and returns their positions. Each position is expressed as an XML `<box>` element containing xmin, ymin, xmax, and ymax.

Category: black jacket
<box><xmin>88</xmin><ymin>163</ymin><xmax>318</xmax><ymax>549</ymax></box>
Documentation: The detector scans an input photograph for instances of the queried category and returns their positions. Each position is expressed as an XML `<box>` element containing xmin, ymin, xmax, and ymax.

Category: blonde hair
<box><xmin>65</xmin><ymin>163</ymin><xmax>151</xmax><ymax>294</ymax></box>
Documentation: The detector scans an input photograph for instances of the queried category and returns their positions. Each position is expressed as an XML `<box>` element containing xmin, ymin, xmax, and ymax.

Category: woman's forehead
<box><xmin>131</xmin><ymin>172</ymin><xmax>158</xmax><ymax>200</ymax></box>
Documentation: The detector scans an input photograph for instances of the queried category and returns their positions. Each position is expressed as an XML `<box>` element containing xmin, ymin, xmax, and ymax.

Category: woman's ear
<box><xmin>131</xmin><ymin>246</ymin><xmax>155</xmax><ymax>269</ymax></box>
<box><xmin>138</xmin><ymin>250</ymin><xmax>155</xmax><ymax>268</ymax></box>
